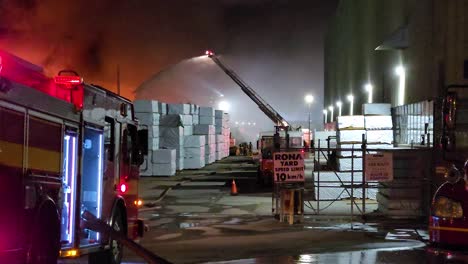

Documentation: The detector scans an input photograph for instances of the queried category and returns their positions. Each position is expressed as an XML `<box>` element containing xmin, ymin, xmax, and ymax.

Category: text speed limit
<box><xmin>273</xmin><ymin>152</ymin><xmax>305</xmax><ymax>183</ymax></box>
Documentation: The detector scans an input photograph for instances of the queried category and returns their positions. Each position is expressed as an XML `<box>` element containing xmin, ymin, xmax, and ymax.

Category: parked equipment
<box><xmin>0</xmin><ymin>50</ymin><xmax>146</xmax><ymax>264</ymax></box>
<box><xmin>429</xmin><ymin>84</ymin><xmax>468</xmax><ymax>248</ymax></box>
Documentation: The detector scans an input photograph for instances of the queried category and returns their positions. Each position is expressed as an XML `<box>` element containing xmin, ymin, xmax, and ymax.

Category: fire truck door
<box><xmin>80</xmin><ymin>126</ymin><xmax>104</xmax><ymax>246</ymax></box>
<box><xmin>60</xmin><ymin>129</ymin><xmax>78</xmax><ymax>247</ymax></box>
<box><xmin>0</xmin><ymin>105</ymin><xmax>25</xmax><ymax>251</ymax></box>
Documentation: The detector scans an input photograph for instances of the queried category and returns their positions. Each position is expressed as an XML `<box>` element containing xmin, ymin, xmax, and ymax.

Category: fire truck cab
<box><xmin>256</xmin><ymin>129</ymin><xmax>304</xmax><ymax>185</ymax></box>
<box><xmin>0</xmin><ymin>50</ymin><xmax>144</xmax><ymax>264</ymax></box>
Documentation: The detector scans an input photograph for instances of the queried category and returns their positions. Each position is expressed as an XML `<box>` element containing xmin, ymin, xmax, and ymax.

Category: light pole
<box><xmin>304</xmin><ymin>94</ymin><xmax>314</xmax><ymax>146</ymax></box>
<box><xmin>336</xmin><ymin>101</ymin><xmax>342</xmax><ymax>117</ymax></box>
<box><xmin>323</xmin><ymin>109</ymin><xmax>327</xmax><ymax>125</ymax></box>
<box><xmin>365</xmin><ymin>83</ymin><xmax>373</xmax><ymax>104</ymax></box>
<box><xmin>395</xmin><ymin>65</ymin><xmax>406</xmax><ymax>106</ymax></box>
<box><xmin>347</xmin><ymin>94</ymin><xmax>354</xmax><ymax>115</ymax></box>
<box><xmin>328</xmin><ymin>105</ymin><xmax>334</xmax><ymax>122</ymax></box>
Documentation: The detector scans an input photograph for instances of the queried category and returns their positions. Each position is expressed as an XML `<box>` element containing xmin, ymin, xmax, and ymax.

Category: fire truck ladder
<box><xmin>207</xmin><ymin>52</ymin><xmax>290</xmax><ymax>128</ymax></box>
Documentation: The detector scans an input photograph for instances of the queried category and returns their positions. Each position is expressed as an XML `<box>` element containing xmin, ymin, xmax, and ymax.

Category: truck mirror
<box><xmin>443</xmin><ymin>93</ymin><xmax>457</xmax><ymax>130</ymax></box>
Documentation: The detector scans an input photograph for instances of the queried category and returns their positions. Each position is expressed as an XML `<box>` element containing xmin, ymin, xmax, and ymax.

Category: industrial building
<box><xmin>324</xmin><ymin>0</ymin><xmax>468</xmax><ymax>117</ymax></box>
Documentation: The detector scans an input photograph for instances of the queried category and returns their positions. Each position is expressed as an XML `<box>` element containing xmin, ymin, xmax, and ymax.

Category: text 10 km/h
<box><xmin>275</xmin><ymin>173</ymin><xmax>304</xmax><ymax>182</ymax></box>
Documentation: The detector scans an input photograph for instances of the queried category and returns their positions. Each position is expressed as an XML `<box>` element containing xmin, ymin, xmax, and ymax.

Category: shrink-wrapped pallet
<box><xmin>337</xmin><ymin>116</ymin><xmax>365</xmax><ymax>130</ymax></box>
<box><xmin>134</xmin><ymin>100</ymin><xmax>160</xmax><ymax>113</ymax></box>
<box><xmin>364</xmin><ymin>116</ymin><xmax>393</xmax><ymax>130</ymax></box>
<box><xmin>337</xmin><ymin>130</ymin><xmax>366</xmax><ymax>144</ymax></box>
<box><xmin>366</xmin><ymin>130</ymin><xmax>393</xmax><ymax>144</ymax></box>
<box><xmin>183</xmin><ymin>125</ymin><xmax>193</xmax><ymax>136</ymax></box>
<box><xmin>184</xmin><ymin>146</ymin><xmax>205</xmax><ymax>158</ymax></box>
<box><xmin>215</xmin><ymin>110</ymin><xmax>223</xmax><ymax>118</ymax></box>
<box><xmin>199</xmin><ymin>107</ymin><xmax>215</xmax><ymax>117</ymax></box>
<box><xmin>193</xmin><ymin>124</ymin><xmax>215</xmax><ymax>135</ymax></box>
<box><xmin>192</xmin><ymin>114</ymin><xmax>199</xmax><ymax>125</ymax></box>
<box><xmin>160</xmin><ymin>115</ymin><xmax>182</xmax><ymax>127</ymax></box>
<box><xmin>152</xmin><ymin>162</ymin><xmax>176</xmax><ymax>176</ymax></box>
<box><xmin>148</xmin><ymin>137</ymin><xmax>159</xmax><ymax>150</ymax></box>
<box><xmin>337</xmin><ymin>157</ymin><xmax>363</xmax><ymax>171</ymax></box>
<box><xmin>184</xmin><ymin>135</ymin><xmax>205</xmax><ymax>147</ymax></box>
<box><xmin>362</xmin><ymin>103</ymin><xmax>391</xmax><ymax>116</ymax></box>
<box><xmin>152</xmin><ymin>149</ymin><xmax>176</xmax><ymax>164</ymax></box>
<box><xmin>184</xmin><ymin>157</ymin><xmax>205</xmax><ymax>169</ymax></box>
<box><xmin>199</xmin><ymin>116</ymin><xmax>215</xmax><ymax>125</ymax></box>
<box><xmin>136</xmin><ymin>112</ymin><xmax>160</xmax><ymax>125</ymax></box>
<box><xmin>168</xmin><ymin>103</ymin><xmax>191</xmax><ymax>115</ymax></box>
<box><xmin>159</xmin><ymin>127</ymin><xmax>184</xmax><ymax>147</ymax></box>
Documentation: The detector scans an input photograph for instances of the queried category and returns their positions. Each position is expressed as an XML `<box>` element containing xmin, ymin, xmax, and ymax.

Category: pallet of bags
<box><xmin>184</xmin><ymin>135</ymin><xmax>206</xmax><ymax>169</ymax></box>
<box><xmin>151</xmin><ymin>149</ymin><xmax>177</xmax><ymax>176</ymax></box>
<box><xmin>199</xmin><ymin>106</ymin><xmax>215</xmax><ymax>125</ymax></box>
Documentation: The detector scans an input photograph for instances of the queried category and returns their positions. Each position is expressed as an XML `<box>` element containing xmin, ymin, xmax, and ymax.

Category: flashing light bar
<box><xmin>0</xmin><ymin>55</ymin><xmax>3</xmax><ymax>74</ymax></box>
<box><xmin>54</xmin><ymin>75</ymin><xmax>83</xmax><ymax>86</ymax></box>
<box><xmin>205</xmin><ymin>50</ymin><xmax>214</xmax><ymax>56</ymax></box>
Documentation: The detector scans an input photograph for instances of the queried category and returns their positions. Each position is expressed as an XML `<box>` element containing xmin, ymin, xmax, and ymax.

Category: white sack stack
<box><xmin>159</xmin><ymin>116</ymin><xmax>185</xmax><ymax>170</ymax></box>
<box><xmin>194</xmin><ymin>124</ymin><xmax>216</xmax><ymax>165</ymax></box>
<box><xmin>184</xmin><ymin>135</ymin><xmax>206</xmax><ymax>169</ymax></box>
<box><xmin>151</xmin><ymin>149</ymin><xmax>176</xmax><ymax>176</ymax></box>
<box><xmin>199</xmin><ymin>107</ymin><xmax>215</xmax><ymax>125</ymax></box>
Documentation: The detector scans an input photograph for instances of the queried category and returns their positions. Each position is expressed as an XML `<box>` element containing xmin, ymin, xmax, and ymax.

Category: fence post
<box><xmin>362</xmin><ymin>133</ymin><xmax>366</xmax><ymax>215</ymax></box>
<box><xmin>351</xmin><ymin>145</ymin><xmax>354</xmax><ymax>229</ymax></box>
<box><xmin>317</xmin><ymin>139</ymin><xmax>321</xmax><ymax>214</ymax></box>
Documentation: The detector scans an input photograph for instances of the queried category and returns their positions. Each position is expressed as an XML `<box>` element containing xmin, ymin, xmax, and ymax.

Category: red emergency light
<box><xmin>119</xmin><ymin>183</ymin><xmax>128</xmax><ymax>193</ymax></box>
<box><xmin>54</xmin><ymin>75</ymin><xmax>83</xmax><ymax>86</ymax></box>
<box><xmin>54</xmin><ymin>70</ymin><xmax>84</xmax><ymax>111</ymax></box>
<box><xmin>205</xmin><ymin>50</ymin><xmax>214</xmax><ymax>56</ymax></box>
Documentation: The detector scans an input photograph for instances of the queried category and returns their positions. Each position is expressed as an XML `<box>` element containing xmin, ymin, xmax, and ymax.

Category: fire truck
<box><xmin>429</xmin><ymin>84</ymin><xmax>468</xmax><ymax>250</ymax></box>
<box><xmin>206</xmin><ymin>51</ymin><xmax>304</xmax><ymax>185</ymax></box>
<box><xmin>256</xmin><ymin>130</ymin><xmax>304</xmax><ymax>185</ymax></box>
<box><xmin>0</xmin><ymin>50</ymin><xmax>145</xmax><ymax>264</ymax></box>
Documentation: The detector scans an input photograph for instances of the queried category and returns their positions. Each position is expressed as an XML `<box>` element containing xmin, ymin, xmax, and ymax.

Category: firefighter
<box><xmin>248</xmin><ymin>142</ymin><xmax>253</xmax><ymax>156</ymax></box>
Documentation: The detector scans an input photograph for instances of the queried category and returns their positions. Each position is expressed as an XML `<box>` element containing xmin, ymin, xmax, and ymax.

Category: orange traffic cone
<box><xmin>231</xmin><ymin>179</ymin><xmax>238</xmax><ymax>196</ymax></box>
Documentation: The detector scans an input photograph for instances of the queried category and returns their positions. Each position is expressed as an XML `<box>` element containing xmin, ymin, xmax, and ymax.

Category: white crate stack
<box><xmin>215</xmin><ymin>110</ymin><xmax>230</xmax><ymax>160</ymax></box>
<box><xmin>134</xmin><ymin>100</ymin><xmax>175</xmax><ymax>176</ymax></box>
<box><xmin>184</xmin><ymin>135</ymin><xmax>206</xmax><ymax>169</ymax></box>
<box><xmin>152</xmin><ymin>149</ymin><xmax>177</xmax><ymax>176</ymax></box>
<box><xmin>135</xmin><ymin>100</ymin><xmax>232</xmax><ymax>174</ymax></box>
<box><xmin>194</xmin><ymin>107</ymin><xmax>216</xmax><ymax>165</ymax></box>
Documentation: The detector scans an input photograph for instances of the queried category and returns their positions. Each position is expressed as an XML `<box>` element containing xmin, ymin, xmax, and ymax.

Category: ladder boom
<box><xmin>208</xmin><ymin>54</ymin><xmax>290</xmax><ymax>127</ymax></box>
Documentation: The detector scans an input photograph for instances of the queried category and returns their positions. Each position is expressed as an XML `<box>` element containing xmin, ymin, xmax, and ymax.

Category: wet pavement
<box><xmin>61</xmin><ymin>156</ymin><xmax>468</xmax><ymax>263</ymax></box>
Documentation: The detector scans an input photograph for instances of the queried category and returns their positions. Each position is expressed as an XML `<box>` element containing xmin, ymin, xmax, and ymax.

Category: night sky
<box><xmin>0</xmin><ymin>0</ymin><xmax>337</xmax><ymax>141</ymax></box>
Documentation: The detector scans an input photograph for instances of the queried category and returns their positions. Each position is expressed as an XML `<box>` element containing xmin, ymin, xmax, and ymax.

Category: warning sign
<box><xmin>273</xmin><ymin>152</ymin><xmax>305</xmax><ymax>183</ymax></box>
<box><xmin>365</xmin><ymin>152</ymin><xmax>393</xmax><ymax>182</ymax></box>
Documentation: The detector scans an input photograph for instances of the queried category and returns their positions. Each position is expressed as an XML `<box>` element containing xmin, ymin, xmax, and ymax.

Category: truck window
<box><xmin>80</xmin><ymin>126</ymin><xmax>104</xmax><ymax>246</ymax></box>
<box><xmin>104</xmin><ymin>117</ymin><xmax>115</xmax><ymax>162</ymax></box>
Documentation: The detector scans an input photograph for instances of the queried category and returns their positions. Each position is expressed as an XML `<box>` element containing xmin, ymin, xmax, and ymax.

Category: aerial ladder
<box><xmin>206</xmin><ymin>51</ymin><xmax>290</xmax><ymax>128</ymax></box>
<box><xmin>205</xmin><ymin>50</ymin><xmax>294</xmax><ymax>151</ymax></box>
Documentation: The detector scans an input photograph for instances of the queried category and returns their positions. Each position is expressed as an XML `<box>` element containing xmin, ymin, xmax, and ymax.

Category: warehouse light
<box><xmin>365</xmin><ymin>83</ymin><xmax>373</xmax><ymax>104</ymax></box>
<box><xmin>323</xmin><ymin>109</ymin><xmax>328</xmax><ymax>124</ymax></box>
<box><xmin>336</xmin><ymin>101</ymin><xmax>342</xmax><ymax>116</ymax></box>
<box><xmin>347</xmin><ymin>94</ymin><xmax>354</xmax><ymax>115</ymax></box>
<box><xmin>395</xmin><ymin>65</ymin><xmax>406</xmax><ymax>106</ymax></box>
<box><xmin>328</xmin><ymin>105</ymin><xmax>334</xmax><ymax>122</ymax></box>
<box><xmin>304</xmin><ymin>94</ymin><xmax>314</xmax><ymax>104</ymax></box>
<box><xmin>218</xmin><ymin>100</ymin><xmax>230</xmax><ymax>112</ymax></box>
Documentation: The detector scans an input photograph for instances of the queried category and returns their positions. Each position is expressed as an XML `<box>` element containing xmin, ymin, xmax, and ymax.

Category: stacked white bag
<box><xmin>214</xmin><ymin>110</ymin><xmax>231</xmax><ymax>160</ymax></box>
<box><xmin>184</xmin><ymin>135</ymin><xmax>206</xmax><ymax>169</ymax></box>
<box><xmin>134</xmin><ymin>100</ymin><xmax>175</xmax><ymax>176</ymax></box>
